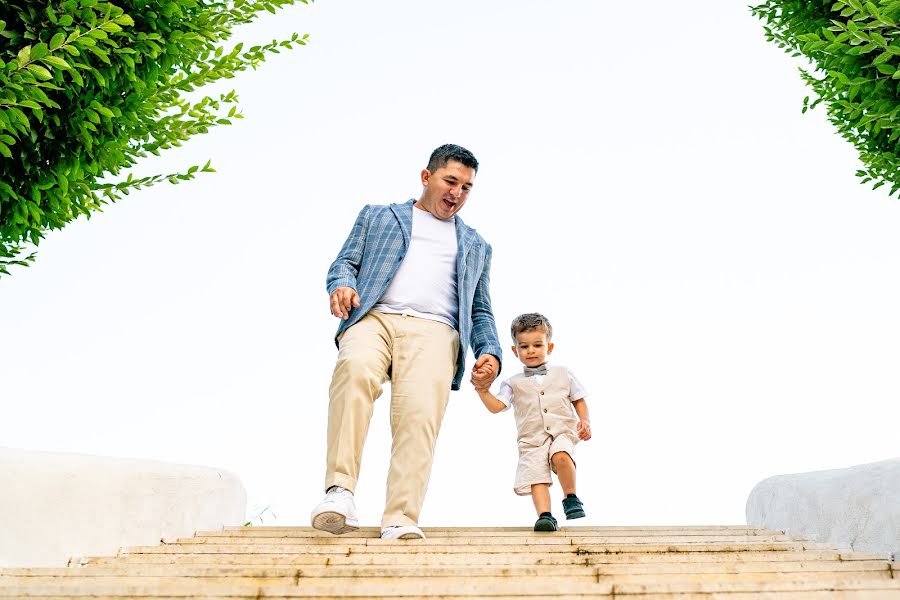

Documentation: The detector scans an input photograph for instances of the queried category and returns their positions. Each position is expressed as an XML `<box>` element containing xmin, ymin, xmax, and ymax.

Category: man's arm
<box><xmin>469</xmin><ymin>243</ymin><xmax>503</xmax><ymax>388</ymax></box>
<box><xmin>326</xmin><ymin>206</ymin><xmax>370</xmax><ymax>319</ymax></box>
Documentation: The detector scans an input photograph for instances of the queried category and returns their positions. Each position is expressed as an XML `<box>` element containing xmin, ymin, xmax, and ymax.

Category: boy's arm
<box><xmin>572</xmin><ymin>398</ymin><xmax>591</xmax><ymax>440</ymax></box>
<box><xmin>477</xmin><ymin>388</ymin><xmax>507</xmax><ymax>414</ymax></box>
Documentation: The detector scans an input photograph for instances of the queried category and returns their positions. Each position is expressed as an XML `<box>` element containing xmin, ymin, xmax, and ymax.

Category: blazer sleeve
<box><xmin>469</xmin><ymin>242</ymin><xmax>504</xmax><ymax>374</ymax></box>
<box><xmin>326</xmin><ymin>205</ymin><xmax>370</xmax><ymax>295</ymax></box>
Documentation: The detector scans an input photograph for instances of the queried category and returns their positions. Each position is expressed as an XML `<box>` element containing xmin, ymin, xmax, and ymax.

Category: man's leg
<box><xmin>324</xmin><ymin>312</ymin><xmax>393</xmax><ymax>493</ymax></box>
<box><xmin>382</xmin><ymin>316</ymin><xmax>458</xmax><ymax>530</ymax></box>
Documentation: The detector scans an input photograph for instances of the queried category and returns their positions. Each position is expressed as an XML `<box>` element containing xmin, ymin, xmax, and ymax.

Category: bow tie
<box><xmin>523</xmin><ymin>365</ymin><xmax>548</xmax><ymax>377</ymax></box>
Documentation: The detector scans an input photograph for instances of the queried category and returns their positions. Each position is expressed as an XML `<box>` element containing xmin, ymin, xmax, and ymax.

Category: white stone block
<box><xmin>746</xmin><ymin>458</ymin><xmax>900</xmax><ymax>558</ymax></box>
<box><xmin>0</xmin><ymin>447</ymin><xmax>247</xmax><ymax>567</ymax></box>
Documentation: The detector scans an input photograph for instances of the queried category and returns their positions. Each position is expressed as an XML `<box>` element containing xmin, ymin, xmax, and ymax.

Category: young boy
<box><xmin>473</xmin><ymin>313</ymin><xmax>591</xmax><ymax>532</ymax></box>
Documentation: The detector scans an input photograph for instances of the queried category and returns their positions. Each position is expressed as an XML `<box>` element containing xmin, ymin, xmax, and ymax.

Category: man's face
<box><xmin>416</xmin><ymin>160</ymin><xmax>476</xmax><ymax>220</ymax></box>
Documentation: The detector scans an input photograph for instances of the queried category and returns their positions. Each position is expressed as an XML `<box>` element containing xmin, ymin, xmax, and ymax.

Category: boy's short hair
<box><xmin>510</xmin><ymin>313</ymin><xmax>553</xmax><ymax>341</ymax></box>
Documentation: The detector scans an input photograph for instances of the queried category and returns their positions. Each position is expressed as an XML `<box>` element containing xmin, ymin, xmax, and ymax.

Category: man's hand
<box><xmin>576</xmin><ymin>420</ymin><xmax>592</xmax><ymax>441</ymax></box>
<box><xmin>470</xmin><ymin>354</ymin><xmax>500</xmax><ymax>391</ymax></box>
<box><xmin>330</xmin><ymin>287</ymin><xmax>361</xmax><ymax>320</ymax></box>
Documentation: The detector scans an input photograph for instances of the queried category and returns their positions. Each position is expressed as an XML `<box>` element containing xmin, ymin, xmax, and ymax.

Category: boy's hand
<box><xmin>576</xmin><ymin>420</ymin><xmax>591</xmax><ymax>441</ymax></box>
<box><xmin>471</xmin><ymin>354</ymin><xmax>499</xmax><ymax>390</ymax></box>
<box><xmin>330</xmin><ymin>286</ymin><xmax>360</xmax><ymax>320</ymax></box>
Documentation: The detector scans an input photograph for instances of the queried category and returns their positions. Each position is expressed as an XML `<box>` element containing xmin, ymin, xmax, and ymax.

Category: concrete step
<box><xmin>210</xmin><ymin>527</ymin><xmax>787</xmax><ymax>538</ymax></box>
<box><xmin>80</xmin><ymin>549</ymin><xmax>890</xmax><ymax>567</ymax></box>
<box><xmin>2</xmin><ymin>578</ymin><xmax>900</xmax><ymax>598</ymax></box>
<box><xmin>119</xmin><ymin>542</ymin><xmax>818</xmax><ymax>555</ymax></box>
<box><xmin>0</xmin><ymin>570</ymin><xmax>892</xmax><ymax>585</ymax></box>
<box><xmin>3</xmin><ymin>526</ymin><xmax>895</xmax><ymax>599</ymax></box>
<box><xmin>177</xmin><ymin>534</ymin><xmax>799</xmax><ymax>546</ymax></box>
<box><xmin>3</xmin><ymin>562</ymin><xmax>894</xmax><ymax>579</ymax></box>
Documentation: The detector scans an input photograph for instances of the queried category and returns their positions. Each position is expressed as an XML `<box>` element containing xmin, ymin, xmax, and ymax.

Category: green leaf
<box><xmin>7</xmin><ymin>107</ymin><xmax>28</xmax><ymax>129</ymax></box>
<box><xmin>50</xmin><ymin>32</ymin><xmax>66</xmax><ymax>50</ymax></box>
<box><xmin>26</xmin><ymin>64</ymin><xmax>53</xmax><ymax>80</ymax></box>
<box><xmin>41</xmin><ymin>56</ymin><xmax>71</xmax><ymax>69</ymax></box>
<box><xmin>31</xmin><ymin>43</ymin><xmax>49</xmax><ymax>60</ymax></box>
<box><xmin>113</xmin><ymin>14</ymin><xmax>135</xmax><ymax>26</ymax></box>
<box><xmin>0</xmin><ymin>142</ymin><xmax>11</xmax><ymax>158</ymax></box>
<box><xmin>17</xmin><ymin>45</ymin><xmax>32</xmax><ymax>68</ymax></box>
<box><xmin>828</xmin><ymin>70</ymin><xmax>852</xmax><ymax>85</ymax></box>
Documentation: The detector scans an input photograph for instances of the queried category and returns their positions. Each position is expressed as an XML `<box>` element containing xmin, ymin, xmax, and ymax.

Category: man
<box><xmin>311</xmin><ymin>144</ymin><xmax>502</xmax><ymax>540</ymax></box>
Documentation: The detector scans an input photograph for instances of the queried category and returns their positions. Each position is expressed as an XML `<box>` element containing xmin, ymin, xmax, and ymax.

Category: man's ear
<box><xmin>420</xmin><ymin>168</ymin><xmax>431</xmax><ymax>187</ymax></box>
<box><xmin>547</xmin><ymin>342</ymin><xmax>554</xmax><ymax>355</ymax></box>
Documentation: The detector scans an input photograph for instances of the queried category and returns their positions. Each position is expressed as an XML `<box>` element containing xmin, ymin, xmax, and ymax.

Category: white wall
<box><xmin>0</xmin><ymin>447</ymin><xmax>247</xmax><ymax>567</ymax></box>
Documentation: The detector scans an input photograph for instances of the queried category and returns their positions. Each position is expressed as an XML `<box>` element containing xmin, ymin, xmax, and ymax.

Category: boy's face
<box><xmin>512</xmin><ymin>329</ymin><xmax>554</xmax><ymax>368</ymax></box>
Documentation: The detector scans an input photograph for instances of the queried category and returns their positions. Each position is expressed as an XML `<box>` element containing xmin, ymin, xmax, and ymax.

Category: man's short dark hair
<box><xmin>427</xmin><ymin>144</ymin><xmax>479</xmax><ymax>174</ymax></box>
<box><xmin>510</xmin><ymin>313</ymin><xmax>553</xmax><ymax>341</ymax></box>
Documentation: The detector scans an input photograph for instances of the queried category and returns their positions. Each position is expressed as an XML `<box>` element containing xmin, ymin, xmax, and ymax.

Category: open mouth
<box><xmin>442</xmin><ymin>199</ymin><xmax>457</xmax><ymax>211</ymax></box>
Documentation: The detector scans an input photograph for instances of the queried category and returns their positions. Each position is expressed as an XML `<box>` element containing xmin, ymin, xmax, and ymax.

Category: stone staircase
<box><xmin>1</xmin><ymin>526</ymin><xmax>898</xmax><ymax>598</ymax></box>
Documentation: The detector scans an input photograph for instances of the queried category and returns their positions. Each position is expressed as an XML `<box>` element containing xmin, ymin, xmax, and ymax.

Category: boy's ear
<box><xmin>547</xmin><ymin>342</ymin><xmax>554</xmax><ymax>354</ymax></box>
<box><xmin>510</xmin><ymin>345</ymin><xmax>518</xmax><ymax>357</ymax></box>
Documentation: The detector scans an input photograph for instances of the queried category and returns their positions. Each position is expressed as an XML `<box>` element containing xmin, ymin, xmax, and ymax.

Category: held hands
<box><xmin>470</xmin><ymin>354</ymin><xmax>500</xmax><ymax>391</ymax></box>
<box><xmin>330</xmin><ymin>287</ymin><xmax>360</xmax><ymax>320</ymax></box>
<box><xmin>576</xmin><ymin>420</ymin><xmax>592</xmax><ymax>441</ymax></box>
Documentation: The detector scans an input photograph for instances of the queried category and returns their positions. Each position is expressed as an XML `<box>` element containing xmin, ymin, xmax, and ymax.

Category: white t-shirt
<box><xmin>372</xmin><ymin>206</ymin><xmax>459</xmax><ymax>328</ymax></box>
<box><xmin>496</xmin><ymin>367</ymin><xmax>588</xmax><ymax>411</ymax></box>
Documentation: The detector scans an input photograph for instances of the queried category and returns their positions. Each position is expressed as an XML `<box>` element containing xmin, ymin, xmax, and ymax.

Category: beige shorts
<box><xmin>513</xmin><ymin>433</ymin><xmax>577</xmax><ymax>496</ymax></box>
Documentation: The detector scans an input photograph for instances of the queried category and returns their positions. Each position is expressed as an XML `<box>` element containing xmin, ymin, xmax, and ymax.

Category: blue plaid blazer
<box><xmin>327</xmin><ymin>199</ymin><xmax>503</xmax><ymax>390</ymax></box>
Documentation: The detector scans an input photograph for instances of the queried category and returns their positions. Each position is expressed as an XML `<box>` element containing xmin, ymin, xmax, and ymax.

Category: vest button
<box><xmin>546</xmin><ymin>426</ymin><xmax>550</xmax><ymax>431</ymax></box>
<box><xmin>543</xmin><ymin>408</ymin><xmax>548</xmax><ymax>413</ymax></box>
<box><xmin>540</xmin><ymin>391</ymin><xmax>544</xmax><ymax>395</ymax></box>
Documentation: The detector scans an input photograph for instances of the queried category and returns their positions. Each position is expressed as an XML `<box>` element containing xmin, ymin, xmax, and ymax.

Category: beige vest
<box><xmin>509</xmin><ymin>366</ymin><xmax>577</xmax><ymax>445</ymax></box>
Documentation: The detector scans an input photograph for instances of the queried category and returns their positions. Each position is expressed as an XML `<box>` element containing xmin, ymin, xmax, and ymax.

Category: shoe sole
<box><xmin>311</xmin><ymin>511</ymin><xmax>359</xmax><ymax>535</ymax></box>
<box><xmin>534</xmin><ymin>522</ymin><xmax>558</xmax><ymax>532</ymax></box>
<box><xmin>381</xmin><ymin>532</ymin><xmax>425</xmax><ymax>540</ymax></box>
<box><xmin>565</xmin><ymin>510</ymin><xmax>586</xmax><ymax>519</ymax></box>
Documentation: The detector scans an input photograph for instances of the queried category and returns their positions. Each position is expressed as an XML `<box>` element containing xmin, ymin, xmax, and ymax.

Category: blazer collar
<box><xmin>390</xmin><ymin>199</ymin><xmax>416</xmax><ymax>243</ymax></box>
<box><xmin>391</xmin><ymin>199</ymin><xmax>478</xmax><ymax>253</ymax></box>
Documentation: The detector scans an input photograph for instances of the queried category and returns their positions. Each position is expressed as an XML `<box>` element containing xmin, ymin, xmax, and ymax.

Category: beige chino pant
<box><xmin>325</xmin><ymin>311</ymin><xmax>459</xmax><ymax>528</ymax></box>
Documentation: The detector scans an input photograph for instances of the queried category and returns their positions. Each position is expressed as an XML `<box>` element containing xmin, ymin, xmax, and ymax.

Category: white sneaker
<box><xmin>380</xmin><ymin>525</ymin><xmax>425</xmax><ymax>540</ymax></box>
<box><xmin>310</xmin><ymin>486</ymin><xmax>359</xmax><ymax>535</ymax></box>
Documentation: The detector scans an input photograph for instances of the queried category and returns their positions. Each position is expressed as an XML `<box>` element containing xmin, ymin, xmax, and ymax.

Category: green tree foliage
<box><xmin>0</xmin><ymin>0</ymin><xmax>310</xmax><ymax>275</ymax></box>
<box><xmin>751</xmin><ymin>0</ymin><xmax>900</xmax><ymax>196</ymax></box>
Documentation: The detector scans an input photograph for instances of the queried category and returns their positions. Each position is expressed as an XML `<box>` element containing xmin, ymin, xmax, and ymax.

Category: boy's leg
<box><xmin>550</xmin><ymin>445</ymin><xmax>585</xmax><ymax>520</ymax></box>
<box><xmin>531</xmin><ymin>483</ymin><xmax>551</xmax><ymax>515</ymax></box>
<box><xmin>382</xmin><ymin>316</ymin><xmax>458</xmax><ymax>528</ymax></box>
<box><xmin>551</xmin><ymin>451</ymin><xmax>577</xmax><ymax>496</ymax></box>
<box><xmin>324</xmin><ymin>313</ymin><xmax>393</xmax><ymax>493</ymax></box>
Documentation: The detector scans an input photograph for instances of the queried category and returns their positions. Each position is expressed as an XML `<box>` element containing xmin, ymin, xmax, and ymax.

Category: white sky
<box><xmin>2</xmin><ymin>0</ymin><xmax>899</xmax><ymax>528</ymax></box>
